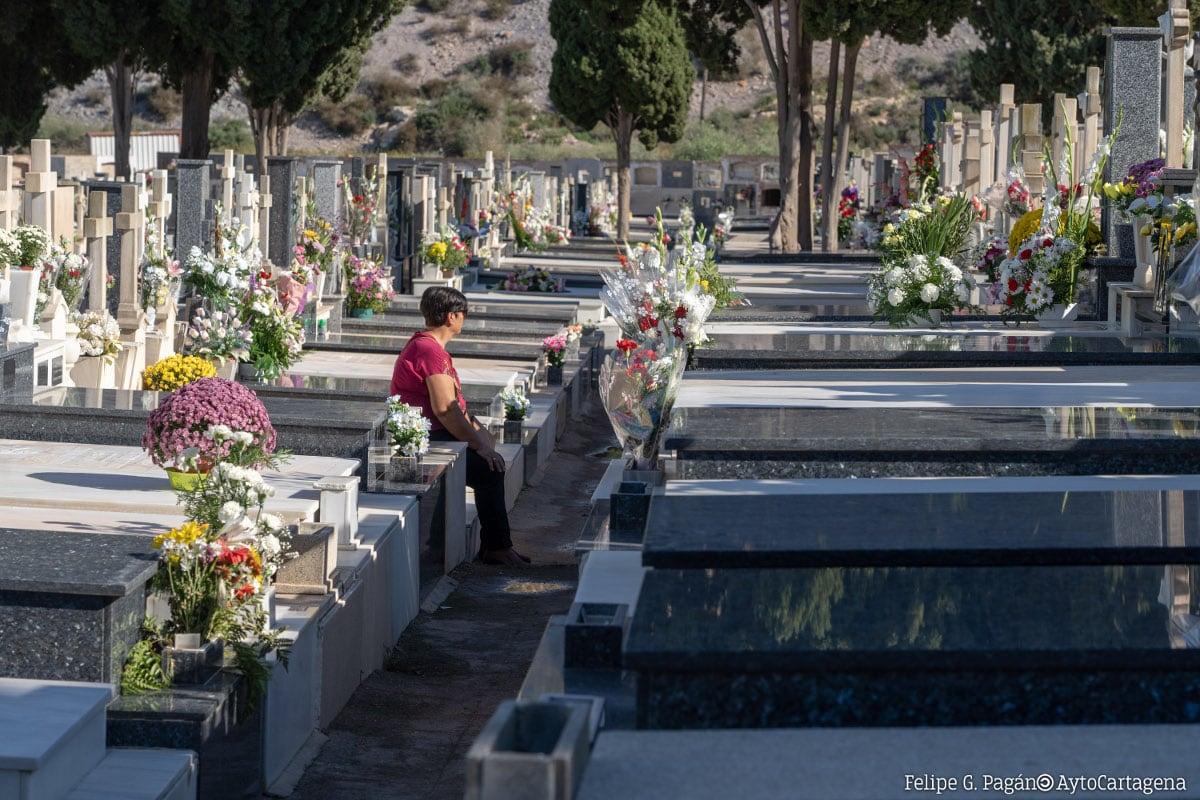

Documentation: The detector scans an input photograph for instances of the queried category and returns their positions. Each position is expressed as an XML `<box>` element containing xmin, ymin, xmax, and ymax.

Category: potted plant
<box><xmin>142</xmin><ymin>376</ymin><xmax>278</xmax><ymax>487</ymax></box>
<box><xmin>542</xmin><ymin>334</ymin><xmax>567</xmax><ymax>385</ymax></box>
<box><xmin>386</xmin><ymin>395</ymin><xmax>431</xmax><ymax>483</ymax></box>
<box><xmin>183</xmin><ymin>306</ymin><xmax>252</xmax><ymax>379</ymax></box>
<box><xmin>142</xmin><ymin>353</ymin><xmax>218</xmax><ymax>392</ymax></box>
<box><xmin>239</xmin><ymin>282</ymin><xmax>305</xmax><ymax>381</ymax></box>
<box><xmin>70</xmin><ymin>309</ymin><xmax>123</xmax><ymax>387</ymax></box>
<box><xmin>499</xmin><ymin>387</ymin><xmax>530</xmax><ymax>444</ymax></box>
<box><xmin>346</xmin><ymin>258</ymin><xmax>394</xmax><ymax>318</ymax></box>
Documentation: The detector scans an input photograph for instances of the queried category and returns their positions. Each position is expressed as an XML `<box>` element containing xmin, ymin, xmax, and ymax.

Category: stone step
<box><xmin>66</xmin><ymin>748</ymin><xmax>197</xmax><ymax>800</ymax></box>
<box><xmin>0</xmin><ymin>678</ymin><xmax>111</xmax><ymax>800</ymax></box>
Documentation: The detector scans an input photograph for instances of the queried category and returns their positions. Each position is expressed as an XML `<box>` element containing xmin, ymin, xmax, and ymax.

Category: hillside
<box><xmin>42</xmin><ymin>2</ymin><xmax>981</xmax><ymax>159</ymax></box>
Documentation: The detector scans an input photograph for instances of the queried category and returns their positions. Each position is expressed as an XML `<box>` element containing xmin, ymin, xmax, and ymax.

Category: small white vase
<box><xmin>1133</xmin><ymin>216</ymin><xmax>1156</xmax><ymax>288</ymax></box>
<box><xmin>1035</xmin><ymin>303</ymin><xmax>1080</xmax><ymax>328</ymax></box>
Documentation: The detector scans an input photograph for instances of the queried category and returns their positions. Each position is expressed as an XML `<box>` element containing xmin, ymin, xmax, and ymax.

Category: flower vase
<box><xmin>347</xmin><ymin>307</ymin><xmax>374</xmax><ymax>319</ymax></box>
<box><xmin>1133</xmin><ymin>216</ymin><xmax>1156</xmax><ymax>288</ymax></box>
<box><xmin>161</xmin><ymin>634</ymin><xmax>224</xmax><ymax>685</ymax></box>
<box><xmin>209</xmin><ymin>359</ymin><xmax>238</xmax><ymax>380</ymax></box>
<box><xmin>257</xmin><ymin>585</ymin><xmax>277</xmax><ymax>632</ymax></box>
<box><xmin>503</xmin><ymin>419</ymin><xmax>524</xmax><ymax>444</ymax></box>
<box><xmin>926</xmin><ymin>309</ymin><xmax>942</xmax><ymax>328</ymax></box>
<box><xmin>565</xmin><ymin>340</ymin><xmax>581</xmax><ymax>362</ymax></box>
<box><xmin>546</xmin><ymin>364</ymin><xmax>563</xmax><ymax>385</ymax></box>
<box><xmin>422</xmin><ymin>264</ymin><xmax>441</xmax><ymax>280</ymax></box>
<box><xmin>68</xmin><ymin>355</ymin><xmax>115</xmax><ymax>390</ymax></box>
<box><xmin>1035</xmin><ymin>303</ymin><xmax>1080</xmax><ymax>328</ymax></box>
<box><xmin>388</xmin><ymin>453</ymin><xmax>422</xmax><ymax>483</ymax></box>
<box><xmin>165</xmin><ymin>467</ymin><xmax>206</xmax><ymax>491</ymax></box>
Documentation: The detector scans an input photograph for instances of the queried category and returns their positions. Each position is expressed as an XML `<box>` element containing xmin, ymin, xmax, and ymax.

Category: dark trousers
<box><xmin>429</xmin><ymin>429</ymin><xmax>513</xmax><ymax>552</ymax></box>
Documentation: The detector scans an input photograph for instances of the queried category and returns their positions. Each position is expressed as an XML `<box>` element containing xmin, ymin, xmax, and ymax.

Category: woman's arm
<box><xmin>426</xmin><ymin>373</ymin><xmax>504</xmax><ymax>470</ymax></box>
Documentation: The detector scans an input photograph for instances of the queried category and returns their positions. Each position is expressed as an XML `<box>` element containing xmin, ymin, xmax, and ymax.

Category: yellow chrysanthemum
<box><xmin>142</xmin><ymin>354</ymin><xmax>217</xmax><ymax>392</ymax></box>
<box><xmin>1008</xmin><ymin>208</ymin><xmax>1102</xmax><ymax>255</ymax></box>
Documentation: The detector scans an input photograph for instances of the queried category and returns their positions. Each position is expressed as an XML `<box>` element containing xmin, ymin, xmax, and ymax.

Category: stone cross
<box><xmin>238</xmin><ymin>173</ymin><xmax>261</xmax><ymax>250</ymax></box>
<box><xmin>1018</xmin><ymin>104</ymin><xmax>1044</xmax><ymax>197</ymax></box>
<box><xmin>961</xmin><ymin>121</ymin><xmax>981</xmax><ymax>198</ymax></box>
<box><xmin>115</xmin><ymin>183</ymin><xmax>146</xmax><ymax>333</ymax></box>
<box><xmin>1051</xmin><ymin>94</ymin><xmax>1079</xmax><ymax>183</ymax></box>
<box><xmin>295</xmin><ymin>176</ymin><xmax>309</xmax><ymax>235</ymax></box>
<box><xmin>0</xmin><ymin>156</ymin><xmax>16</xmax><ymax>231</ymax></box>
<box><xmin>25</xmin><ymin>139</ymin><xmax>56</xmax><ymax>236</ymax></box>
<box><xmin>1103</xmin><ymin>28</ymin><xmax>1162</xmax><ymax>258</ymax></box>
<box><xmin>218</xmin><ymin>149</ymin><xmax>236</xmax><ymax>224</ymax></box>
<box><xmin>148</xmin><ymin>170</ymin><xmax>172</xmax><ymax>260</ymax></box>
<box><xmin>52</xmin><ymin>182</ymin><xmax>77</xmax><ymax>245</ymax></box>
<box><xmin>1163</xmin><ymin>0</ymin><xmax>1191</xmax><ymax>168</ymax></box>
<box><xmin>373</xmin><ymin>153</ymin><xmax>389</xmax><ymax>251</ymax></box>
<box><xmin>1081</xmin><ymin>67</ymin><xmax>1103</xmax><ymax>180</ymax></box>
<box><xmin>978</xmin><ymin>110</ymin><xmax>996</xmax><ymax>197</ymax></box>
<box><xmin>995</xmin><ymin>84</ymin><xmax>1016</xmax><ymax>182</ymax></box>
<box><xmin>83</xmin><ymin>190</ymin><xmax>113</xmax><ymax>314</ymax></box>
<box><xmin>257</xmin><ymin>173</ymin><xmax>273</xmax><ymax>262</ymax></box>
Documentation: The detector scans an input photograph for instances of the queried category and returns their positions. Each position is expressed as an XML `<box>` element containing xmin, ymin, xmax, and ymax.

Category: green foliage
<box><xmin>672</xmin><ymin>109</ymin><xmax>775</xmax><ymax>160</ymax></box>
<box><xmin>416</xmin><ymin>0</ymin><xmax>453</xmax><ymax>10</ymax></box>
<box><xmin>35</xmin><ymin>115</ymin><xmax>91</xmax><ymax>154</ymax></box>
<box><xmin>120</xmin><ymin>621</ymin><xmax>170</xmax><ymax>695</ymax></box>
<box><xmin>314</xmin><ymin>95</ymin><xmax>377</xmax><ymax>136</ymax></box>
<box><xmin>482</xmin><ymin>0</ymin><xmax>512</xmax><ymax>19</ymax></box>
<box><xmin>146</xmin><ymin>84</ymin><xmax>183</xmax><ymax>120</ymax></box>
<box><xmin>698</xmin><ymin>257</ymin><xmax>742</xmax><ymax>310</ymax></box>
<box><xmin>549</xmin><ymin>0</ymin><xmax>694</xmax><ymax>150</ymax></box>
<box><xmin>966</xmin><ymin>0</ymin><xmax>1104</xmax><ymax>110</ymax></box>
<box><xmin>362</xmin><ymin>73</ymin><xmax>417</xmax><ymax>113</ymax></box>
<box><xmin>209</xmin><ymin>118</ymin><xmax>253</xmax><ymax>152</ymax></box>
<box><xmin>409</xmin><ymin>88</ymin><xmax>498</xmax><ymax>155</ymax></box>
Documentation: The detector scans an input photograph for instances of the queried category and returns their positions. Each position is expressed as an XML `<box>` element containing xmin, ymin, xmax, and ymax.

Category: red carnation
<box><xmin>674</xmin><ymin>305</ymin><xmax>687</xmax><ymax>319</ymax></box>
<box><xmin>616</xmin><ymin>339</ymin><xmax>638</xmax><ymax>353</ymax></box>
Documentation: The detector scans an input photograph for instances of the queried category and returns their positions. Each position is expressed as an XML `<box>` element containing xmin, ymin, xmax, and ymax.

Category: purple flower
<box><xmin>143</xmin><ymin>377</ymin><xmax>276</xmax><ymax>469</ymax></box>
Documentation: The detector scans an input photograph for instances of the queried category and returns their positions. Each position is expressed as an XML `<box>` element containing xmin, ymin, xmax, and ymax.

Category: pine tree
<box><xmin>549</xmin><ymin>0</ymin><xmax>694</xmax><ymax>241</ymax></box>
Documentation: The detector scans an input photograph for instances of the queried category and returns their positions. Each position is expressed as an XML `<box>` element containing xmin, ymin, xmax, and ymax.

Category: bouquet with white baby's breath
<box><xmin>386</xmin><ymin>396</ymin><xmax>431</xmax><ymax>456</ymax></box>
<box><xmin>73</xmin><ymin>310</ymin><xmax>123</xmax><ymax>361</ymax></box>
<box><xmin>866</xmin><ymin>253</ymin><xmax>976</xmax><ymax>327</ymax></box>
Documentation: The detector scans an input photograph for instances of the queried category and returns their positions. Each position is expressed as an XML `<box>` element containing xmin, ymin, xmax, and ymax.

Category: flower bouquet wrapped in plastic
<box><xmin>599</xmin><ymin>339</ymin><xmax>687</xmax><ymax>469</ymax></box>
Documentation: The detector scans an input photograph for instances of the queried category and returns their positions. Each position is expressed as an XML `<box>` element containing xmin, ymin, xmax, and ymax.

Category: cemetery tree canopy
<box><xmin>1093</xmin><ymin>0</ymin><xmax>1200</xmax><ymax>26</ymax></box>
<box><xmin>550</xmin><ymin>0</ymin><xmax>694</xmax><ymax>242</ymax></box>
<box><xmin>51</xmin><ymin>0</ymin><xmax>162</xmax><ymax>180</ymax></box>
<box><xmin>236</xmin><ymin>0</ymin><xmax>402</xmax><ymax>165</ymax></box>
<box><xmin>0</xmin><ymin>1</ymin><xmax>93</xmax><ymax>149</ymax></box>
<box><xmin>966</xmin><ymin>0</ymin><xmax>1105</xmax><ymax>111</ymax></box>
<box><xmin>157</xmin><ymin>0</ymin><xmax>244</xmax><ymax>161</ymax></box>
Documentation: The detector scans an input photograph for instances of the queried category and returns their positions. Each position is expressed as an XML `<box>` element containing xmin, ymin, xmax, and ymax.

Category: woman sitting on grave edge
<box><xmin>389</xmin><ymin>286</ymin><xmax>530</xmax><ymax>566</ymax></box>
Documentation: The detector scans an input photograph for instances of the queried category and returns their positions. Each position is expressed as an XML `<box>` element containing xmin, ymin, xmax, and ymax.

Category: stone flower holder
<box><xmin>503</xmin><ymin>419</ymin><xmax>524</xmax><ymax>444</ymax></box>
<box><xmin>545</xmin><ymin>364</ymin><xmax>563</xmax><ymax>386</ymax></box>
<box><xmin>161</xmin><ymin>633</ymin><xmax>224</xmax><ymax>685</ymax></box>
<box><xmin>274</xmin><ymin>523</ymin><xmax>336</xmax><ymax>595</ymax></box>
<box><xmin>389</xmin><ymin>453</ymin><xmax>422</xmax><ymax>484</ymax></box>
<box><xmin>465</xmin><ymin>700</ymin><xmax>590</xmax><ymax>800</ymax></box>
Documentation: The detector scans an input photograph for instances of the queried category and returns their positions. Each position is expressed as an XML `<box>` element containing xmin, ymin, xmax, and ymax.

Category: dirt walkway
<box><xmin>282</xmin><ymin>393</ymin><xmax>616</xmax><ymax>800</ymax></box>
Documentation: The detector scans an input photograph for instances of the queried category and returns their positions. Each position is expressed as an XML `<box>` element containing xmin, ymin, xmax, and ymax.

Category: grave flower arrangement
<box><xmin>341</xmin><ymin>173</ymin><xmax>380</xmax><ymax>246</ymax></box>
<box><xmin>47</xmin><ymin>241</ymin><xmax>90</xmax><ymax>312</ymax></box>
<box><xmin>183</xmin><ymin>212</ymin><xmax>258</xmax><ymax>309</ymax></box>
<box><xmin>495</xmin><ymin>266</ymin><xmax>565</xmax><ymax>293</ymax></box>
<box><xmin>142</xmin><ymin>353</ymin><xmax>218</xmax><ymax>392</ymax></box>
<box><xmin>542</xmin><ymin>333</ymin><xmax>567</xmax><ymax>367</ymax></box>
<box><xmin>240</xmin><ymin>279</ymin><xmax>305</xmax><ymax>380</ymax></box>
<box><xmin>972</xmin><ymin>236</ymin><xmax>1010</xmax><ymax>283</ymax></box>
<box><xmin>499</xmin><ymin>387</ymin><xmax>530</xmax><ymax>421</ymax></box>
<box><xmin>866</xmin><ymin>254</ymin><xmax>976</xmax><ymax>327</ymax></box>
<box><xmin>345</xmin><ymin>256</ymin><xmax>394</xmax><ymax>313</ymax></box>
<box><xmin>184</xmin><ymin>306</ymin><xmax>252</xmax><ymax>364</ymax></box>
<box><xmin>72</xmin><ymin>310</ymin><xmax>123</xmax><ymax>362</ymax></box>
<box><xmin>598</xmin><ymin>339</ymin><xmax>686</xmax><ymax>467</ymax></box>
<box><xmin>989</xmin><ymin>231</ymin><xmax>1083</xmax><ymax>313</ymax></box>
<box><xmin>602</xmin><ymin>238</ymin><xmax>715</xmax><ymax>351</ymax></box>
<box><xmin>142</xmin><ymin>376</ymin><xmax>277</xmax><ymax>471</ymax></box>
<box><xmin>0</xmin><ymin>228</ymin><xmax>18</xmax><ymax>268</ymax></box>
<box><xmin>1102</xmin><ymin>158</ymin><xmax>1165</xmax><ymax>218</ymax></box>
<box><xmin>423</xmin><ymin>226</ymin><xmax>469</xmax><ymax>274</ymax></box>
<box><xmin>386</xmin><ymin>396</ymin><xmax>431</xmax><ymax>456</ymax></box>
<box><xmin>139</xmin><ymin>210</ymin><xmax>181</xmax><ymax>314</ymax></box>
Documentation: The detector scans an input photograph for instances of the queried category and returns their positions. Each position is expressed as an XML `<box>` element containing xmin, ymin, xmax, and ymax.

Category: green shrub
<box><xmin>147</xmin><ymin>84</ymin><xmax>182</xmax><ymax>121</ymax></box>
<box><xmin>363</xmin><ymin>74</ymin><xmax>416</xmax><ymax>113</ymax></box>
<box><xmin>314</xmin><ymin>95</ymin><xmax>376</xmax><ymax>136</ymax></box>
<box><xmin>487</xmin><ymin>41</ymin><xmax>533</xmax><ymax>78</ymax></box>
<box><xmin>483</xmin><ymin>0</ymin><xmax>511</xmax><ymax>18</ymax></box>
<box><xmin>416</xmin><ymin>0</ymin><xmax>452</xmax><ymax>10</ymax></box>
<box><xmin>35</xmin><ymin>115</ymin><xmax>89</xmax><ymax>153</ymax></box>
<box><xmin>411</xmin><ymin>88</ymin><xmax>497</xmax><ymax>155</ymax></box>
<box><xmin>209</xmin><ymin>118</ymin><xmax>253</xmax><ymax>152</ymax></box>
<box><xmin>394</xmin><ymin>53</ymin><xmax>419</xmax><ymax>74</ymax></box>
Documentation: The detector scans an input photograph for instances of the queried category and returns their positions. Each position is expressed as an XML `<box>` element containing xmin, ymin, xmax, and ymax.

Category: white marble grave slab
<box><xmin>0</xmin><ymin>439</ymin><xmax>354</xmax><ymax>518</ymax></box>
<box><xmin>675</xmin><ymin>366</ymin><xmax>1200</xmax><ymax>408</ymax></box>
<box><xmin>289</xmin><ymin>349</ymin><xmax>529</xmax><ymax>390</ymax></box>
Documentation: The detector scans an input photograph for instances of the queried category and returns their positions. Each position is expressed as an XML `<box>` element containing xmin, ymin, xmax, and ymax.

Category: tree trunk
<box><xmin>834</xmin><ymin>39</ymin><xmax>862</xmax><ymax>247</ymax></box>
<box><xmin>819</xmin><ymin>39</ymin><xmax>841</xmax><ymax>253</ymax></box>
<box><xmin>613</xmin><ymin>108</ymin><xmax>634</xmax><ymax>242</ymax></box>
<box><xmin>249</xmin><ymin>102</ymin><xmax>296</xmax><ymax>168</ymax></box>
<box><xmin>105</xmin><ymin>55</ymin><xmax>136</xmax><ymax>181</ymax></box>
<box><xmin>797</xmin><ymin>28</ymin><xmax>815</xmax><ymax>251</ymax></box>
<box><xmin>179</xmin><ymin>49</ymin><xmax>216</xmax><ymax>160</ymax></box>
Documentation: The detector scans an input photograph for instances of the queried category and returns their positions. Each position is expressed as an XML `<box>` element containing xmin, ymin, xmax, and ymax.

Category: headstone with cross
<box><xmin>979</xmin><ymin>110</ymin><xmax>996</xmax><ymax>201</ymax></box>
<box><xmin>238</xmin><ymin>170</ymin><xmax>261</xmax><ymax>252</ymax></box>
<box><xmin>0</xmin><ymin>156</ymin><xmax>17</xmax><ymax>231</ymax></box>
<box><xmin>1080</xmin><ymin>67</ymin><xmax>1103</xmax><ymax>182</ymax></box>
<box><xmin>143</xmin><ymin>171</ymin><xmax>177</xmax><ymax>363</ymax></box>
<box><xmin>24</xmin><ymin>140</ymin><xmax>56</xmax><ymax>236</ymax></box>
<box><xmin>218</xmin><ymin>149</ymin><xmax>236</xmax><ymax>225</ymax></box>
<box><xmin>1163</xmin><ymin>0</ymin><xmax>1191</xmax><ymax>168</ymax></box>
<box><xmin>994</xmin><ymin>84</ymin><xmax>1017</xmax><ymax>184</ymax></box>
<box><xmin>83</xmin><ymin>190</ymin><xmax>113</xmax><ymax>315</ymax></box>
<box><xmin>374</xmin><ymin>153</ymin><xmax>389</xmax><ymax>255</ymax></box>
<box><xmin>257</xmin><ymin>173</ymin><xmax>273</xmax><ymax>262</ymax></box>
<box><xmin>1051</xmin><ymin>94</ymin><xmax>1079</xmax><ymax>184</ymax></box>
<box><xmin>1019</xmin><ymin>104</ymin><xmax>1044</xmax><ymax>198</ymax></box>
<box><xmin>112</xmin><ymin>183</ymin><xmax>147</xmax><ymax>384</ymax></box>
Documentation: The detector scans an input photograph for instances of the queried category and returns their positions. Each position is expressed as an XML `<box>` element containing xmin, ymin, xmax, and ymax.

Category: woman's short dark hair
<box><xmin>420</xmin><ymin>286</ymin><xmax>468</xmax><ymax>327</ymax></box>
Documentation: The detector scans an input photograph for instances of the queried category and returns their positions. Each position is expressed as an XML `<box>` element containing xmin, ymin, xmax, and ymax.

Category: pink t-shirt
<box><xmin>390</xmin><ymin>332</ymin><xmax>467</xmax><ymax>431</ymax></box>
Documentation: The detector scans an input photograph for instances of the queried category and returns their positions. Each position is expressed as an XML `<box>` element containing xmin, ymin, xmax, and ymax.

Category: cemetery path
<box><xmin>279</xmin><ymin>392</ymin><xmax>617</xmax><ymax>800</ymax></box>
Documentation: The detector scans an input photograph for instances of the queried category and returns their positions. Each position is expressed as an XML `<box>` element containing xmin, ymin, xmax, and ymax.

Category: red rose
<box><xmin>674</xmin><ymin>305</ymin><xmax>687</xmax><ymax>319</ymax></box>
<box><xmin>1019</xmin><ymin>249</ymin><xmax>1032</xmax><ymax>261</ymax></box>
<box><xmin>1007</xmin><ymin>278</ymin><xmax>1019</xmax><ymax>292</ymax></box>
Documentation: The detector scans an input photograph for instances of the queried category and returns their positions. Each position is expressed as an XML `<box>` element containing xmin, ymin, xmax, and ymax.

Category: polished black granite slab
<box><xmin>2</xmin><ymin>388</ymin><xmax>381</xmax><ymax>464</ymax></box>
<box><xmin>692</xmin><ymin>332</ymin><xmax>1200</xmax><ymax>369</ymax></box>
<box><xmin>314</xmin><ymin>333</ymin><xmax>541</xmax><ymax>359</ymax></box>
<box><xmin>0</xmin><ymin>342</ymin><xmax>34</xmax><ymax>403</ymax></box>
<box><xmin>0</xmin><ymin>530</ymin><xmax>156</xmax><ymax>684</ymax></box>
<box><xmin>642</xmin><ymin>490</ymin><xmax>1200</xmax><ymax>568</ymax></box>
<box><xmin>108</xmin><ymin>670</ymin><xmax>263</xmax><ymax>800</ymax></box>
<box><xmin>627</xmin><ymin>566</ymin><xmax>1200</xmax><ymax>728</ymax></box>
<box><xmin>665</xmin><ymin>407</ymin><xmax>1200</xmax><ymax>478</ymax></box>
